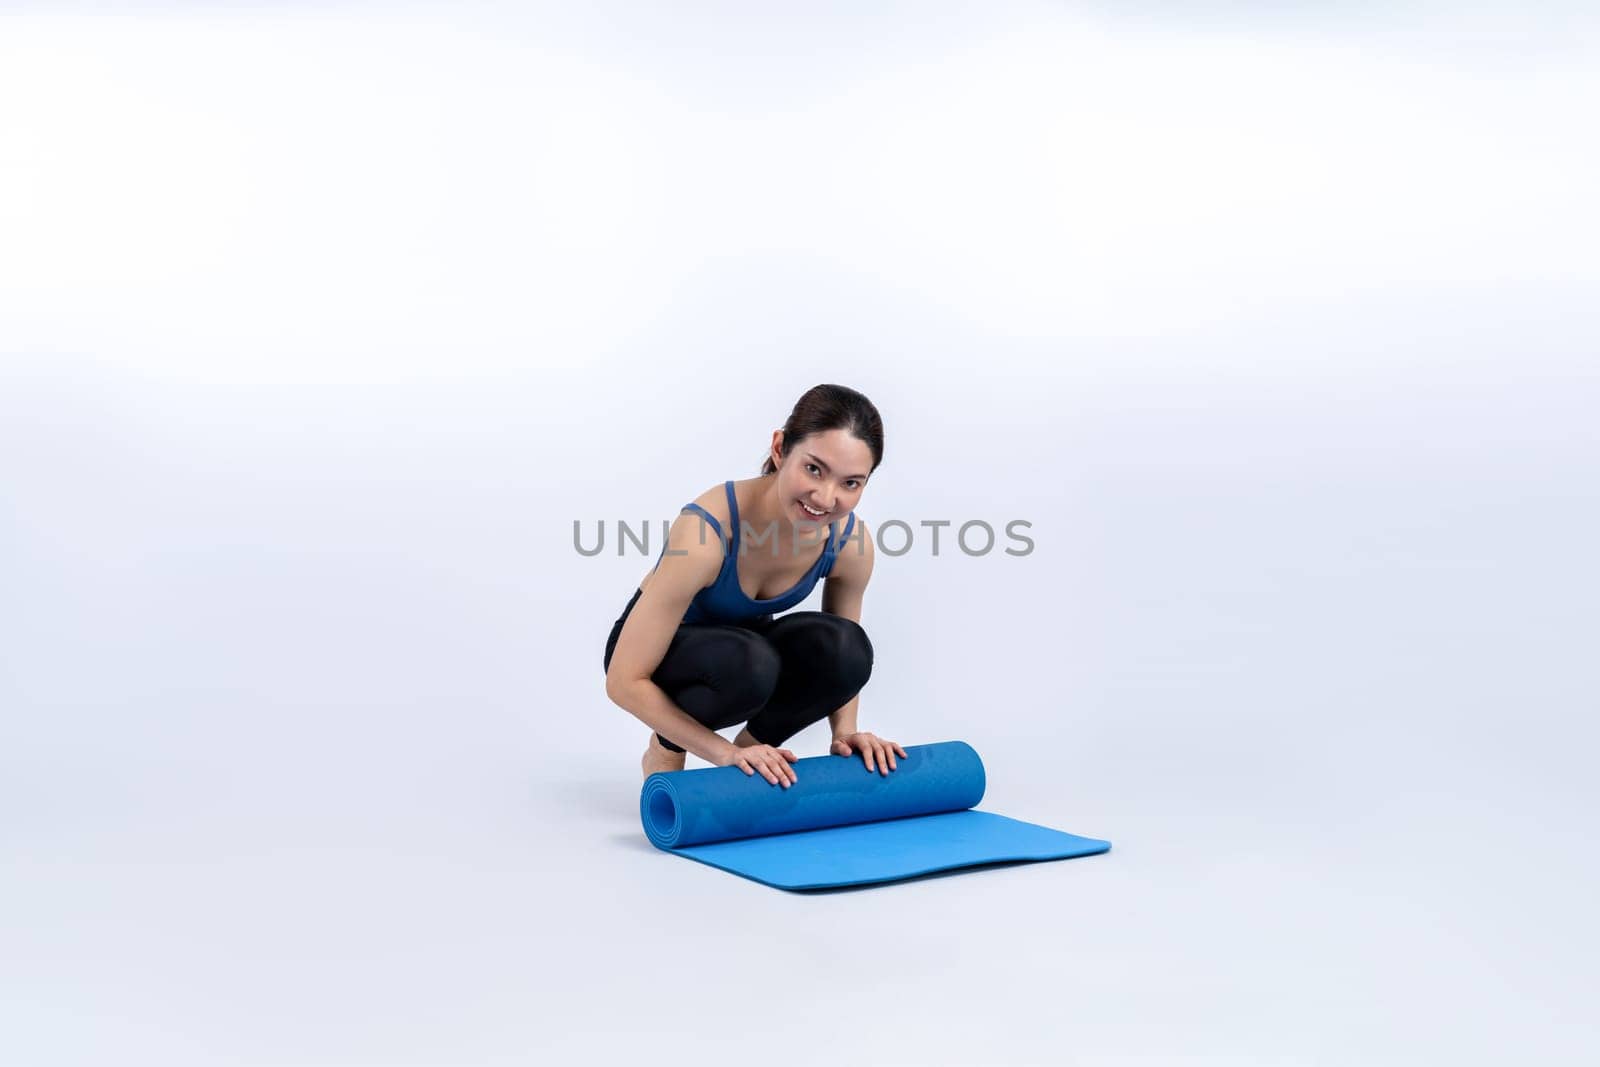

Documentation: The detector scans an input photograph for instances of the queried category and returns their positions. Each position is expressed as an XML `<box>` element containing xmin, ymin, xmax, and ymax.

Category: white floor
<box><xmin>4</xmin><ymin>363</ymin><xmax>1596</xmax><ymax>1065</ymax></box>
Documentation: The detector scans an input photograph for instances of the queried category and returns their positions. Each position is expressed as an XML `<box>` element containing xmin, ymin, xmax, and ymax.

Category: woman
<box><xmin>603</xmin><ymin>383</ymin><xmax>907</xmax><ymax>787</ymax></box>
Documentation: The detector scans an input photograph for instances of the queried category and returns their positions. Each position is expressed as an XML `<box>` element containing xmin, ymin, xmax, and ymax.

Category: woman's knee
<box><xmin>834</xmin><ymin>617</ymin><xmax>874</xmax><ymax>689</ymax></box>
<box><xmin>781</xmin><ymin>613</ymin><xmax>873</xmax><ymax>689</ymax></box>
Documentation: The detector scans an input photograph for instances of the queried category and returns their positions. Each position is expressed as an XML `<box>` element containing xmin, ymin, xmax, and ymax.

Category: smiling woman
<box><xmin>602</xmin><ymin>384</ymin><xmax>908</xmax><ymax>785</ymax></box>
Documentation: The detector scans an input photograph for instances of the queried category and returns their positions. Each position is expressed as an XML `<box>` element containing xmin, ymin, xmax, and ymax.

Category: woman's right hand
<box><xmin>718</xmin><ymin>742</ymin><xmax>799</xmax><ymax>787</ymax></box>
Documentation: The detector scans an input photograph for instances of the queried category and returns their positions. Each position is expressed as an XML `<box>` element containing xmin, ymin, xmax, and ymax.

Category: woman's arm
<box><xmin>604</xmin><ymin>510</ymin><xmax>735</xmax><ymax>764</ymax></box>
<box><xmin>822</xmin><ymin>518</ymin><xmax>875</xmax><ymax>740</ymax></box>
<box><xmin>827</xmin><ymin>694</ymin><xmax>861</xmax><ymax>741</ymax></box>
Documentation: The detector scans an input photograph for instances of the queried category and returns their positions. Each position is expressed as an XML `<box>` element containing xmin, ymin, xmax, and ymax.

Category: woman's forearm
<box><xmin>827</xmin><ymin>693</ymin><xmax>861</xmax><ymax>739</ymax></box>
<box><xmin>606</xmin><ymin>677</ymin><xmax>733</xmax><ymax>763</ymax></box>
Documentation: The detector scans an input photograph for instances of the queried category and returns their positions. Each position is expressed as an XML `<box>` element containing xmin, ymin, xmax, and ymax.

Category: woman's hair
<box><xmin>759</xmin><ymin>384</ymin><xmax>884</xmax><ymax>477</ymax></box>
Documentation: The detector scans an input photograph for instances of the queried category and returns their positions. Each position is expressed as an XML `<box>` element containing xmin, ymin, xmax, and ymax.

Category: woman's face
<box><xmin>769</xmin><ymin>428</ymin><xmax>874</xmax><ymax>531</ymax></box>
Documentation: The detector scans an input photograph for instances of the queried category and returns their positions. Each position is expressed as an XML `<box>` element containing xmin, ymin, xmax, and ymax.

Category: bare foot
<box><xmin>642</xmin><ymin>733</ymin><xmax>687</xmax><ymax>779</ymax></box>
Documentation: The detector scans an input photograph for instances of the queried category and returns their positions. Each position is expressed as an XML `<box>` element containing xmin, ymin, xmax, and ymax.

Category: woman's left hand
<box><xmin>830</xmin><ymin>732</ymin><xmax>908</xmax><ymax>775</ymax></box>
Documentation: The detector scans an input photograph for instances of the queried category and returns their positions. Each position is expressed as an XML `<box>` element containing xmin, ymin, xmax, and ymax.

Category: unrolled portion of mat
<box><xmin>638</xmin><ymin>739</ymin><xmax>1110</xmax><ymax>890</ymax></box>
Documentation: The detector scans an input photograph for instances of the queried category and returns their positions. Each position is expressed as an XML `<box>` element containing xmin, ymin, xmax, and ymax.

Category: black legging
<box><xmin>603</xmin><ymin>587</ymin><xmax>874</xmax><ymax>753</ymax></box>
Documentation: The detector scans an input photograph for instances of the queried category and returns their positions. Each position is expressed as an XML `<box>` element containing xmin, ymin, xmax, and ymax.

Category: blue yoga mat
<box><xmin>639</xmin><ymin>740</ymin><xmax>1110</xmax><ymax>890</ymax></box>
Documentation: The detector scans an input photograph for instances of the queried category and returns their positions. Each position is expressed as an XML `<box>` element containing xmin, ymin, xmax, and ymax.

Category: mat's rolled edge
<box><xmin>640</xmin><ymin>773</ymin><xmax>682</xmax><ymax>849</ymax></box>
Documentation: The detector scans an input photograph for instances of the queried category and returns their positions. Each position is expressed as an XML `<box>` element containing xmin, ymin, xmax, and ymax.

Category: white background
<box><xmin>3</xmin><ymin>3</ymin><xmax>1597</xmax><ymax>1064</ymax></box>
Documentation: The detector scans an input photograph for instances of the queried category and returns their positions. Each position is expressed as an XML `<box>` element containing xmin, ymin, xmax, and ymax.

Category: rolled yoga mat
<box><xmin>639</xmin><ymin>739</ymin><xmax>1110</xmax><ymax>890</ymax></box>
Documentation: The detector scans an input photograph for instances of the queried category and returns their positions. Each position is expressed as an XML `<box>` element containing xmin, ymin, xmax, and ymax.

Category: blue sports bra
<box><xmin>653</xmin><ymin>480</ymin><xmax>856</xmax><ymax>625</ymax></box>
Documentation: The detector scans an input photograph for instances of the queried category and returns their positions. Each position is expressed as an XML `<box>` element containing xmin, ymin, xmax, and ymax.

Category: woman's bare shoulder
<box><xmin>636</xmin><ymin>488</ymin><xmax>722</xmax><ymax>592</ymax></box>
<box><xmin>830</xmin><ymin>515</ymin><xmax>874</xmax><ymax>582</ymax></box>
<box><xmin>684</xmin><ymin>480</ymin><xmax>731</xmax><ymax>525</ymax></box>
